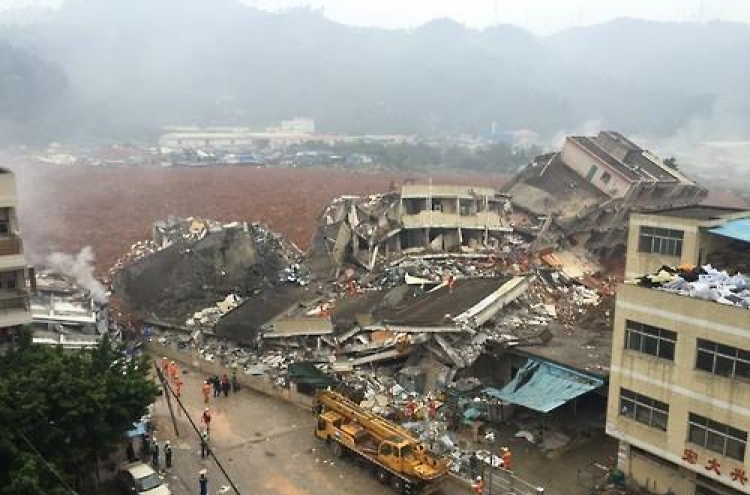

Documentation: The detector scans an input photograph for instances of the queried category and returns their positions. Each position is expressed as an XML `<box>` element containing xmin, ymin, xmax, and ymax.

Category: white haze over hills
<box><xmin>0</xmin><ymin>0</ymin><xmax>747</xmax><ymax>175</ymax></box>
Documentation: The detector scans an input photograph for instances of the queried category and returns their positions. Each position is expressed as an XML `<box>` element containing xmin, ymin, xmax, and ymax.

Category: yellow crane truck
<box><xmin>314</xmin><ymin>390</ymin><xmax>450</xmax><ymax>494</ymax></box>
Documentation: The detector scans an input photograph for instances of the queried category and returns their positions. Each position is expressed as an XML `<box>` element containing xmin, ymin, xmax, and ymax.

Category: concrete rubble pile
<box><xmin>630</xmin><ymin>264</ymin><xmax>750</xmax><ymax>309</ymax></box>
<box><xmin>111</xmin><ymin>216</ymin><xmax>310</xmax><ymax>328</ymax></box>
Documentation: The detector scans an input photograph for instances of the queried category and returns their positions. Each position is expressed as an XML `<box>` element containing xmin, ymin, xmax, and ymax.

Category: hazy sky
<box><xmin>3</xmin><ymin>0</ymin><xmax>750</xmax><ymax>34</ymax></box>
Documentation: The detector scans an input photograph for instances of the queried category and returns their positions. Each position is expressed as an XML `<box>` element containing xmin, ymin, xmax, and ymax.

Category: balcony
<box><xmin>0</xmin><ymin>291</ymin><xmax>29</xmax><ymax>313</ymax></box>
<box><xmin>0</xmin><ymin>237</ymin><xmax>22</xmax><ymax>256</ymax></box>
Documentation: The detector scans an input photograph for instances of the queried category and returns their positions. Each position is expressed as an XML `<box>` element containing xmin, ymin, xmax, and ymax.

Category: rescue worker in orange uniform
<box><xmin>502</xmin><ymin>447</ymin><xmax>512</xmax><ymax>471</ymax></box>
<box><xmin>171</xmin><ymin>362</ymin><xmax>180</xmax><ymax>382</ymax></box>
<box><xmin>202</xmin><ymin>381</ymin><xmax>211</xmax><ymax>404</ymax></box>
<box><xmin>161</xmin><ymin>357</ymin><xmax>169</xmax><ymax>376</ymax></box>
<box><xmin>202</xmin><ymin>408</ymin><xmax>212</xmax><ymax>433</ymax></box>
<box><xmin>472</xmin><ymin>476</ymin><xmax>484</xmax><ymax>495</ymax></box>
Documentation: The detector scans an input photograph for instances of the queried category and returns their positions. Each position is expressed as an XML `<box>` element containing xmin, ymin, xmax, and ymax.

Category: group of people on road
<box><xmin>129</xmin><ymin>435</ymin><xmax>174</xmax><ymax>473</ymax></box>
<box><xmin>157</xmin><ymin>357</ymin><xmax>246</xmax><ymax>494</ymax></box>
<box><xmin>469</xmin><ymin>446</ymin><xmax>514</xmax><ymax>494</ymax></box>
<box><xmin>161</xmin><ymin>357</ymin><xmax>184</xmax><ymax>398</ymax></box>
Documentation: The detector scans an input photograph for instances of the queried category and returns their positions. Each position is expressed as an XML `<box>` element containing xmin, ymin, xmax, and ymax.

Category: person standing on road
<box><xmin>202</xmin><ymin>407</ymin><xmax>212</xmax><ymax>433</ymax></box>
<box><xmin>200</xmin><ymin>430</ymin><xmax>210</xmax><ymax>459</ymax></box>
<box><xmin>199</xmin><ymin>470</ymin><xmax>209</xmax><ymax>495</ymax></box>
<box><xmin>161</xmin><ymin>357</ymin><xmax>169</xmax><ymax>376</ymax></box>
<box><xmin>469</xmin><ymin>451</ymin><xmax>479</xmax><ymax>479</ymax></box>
<box><xmin>221</xmin><ymin>374</ymin><xmax>230</xmax><ymax>397</ymax></box>
<box><xmin>231</xmin><ymin>371</ymin><xmax>239</xmax><ymax>393</ymax></box>
<box><xmin>502</xmin><ymin>447</ymin><xmax>512</xmax><ymax>471</ymax></box>
<box><xmin>174</xmin><ymin>376</ymin><xmax>183</xmax><ymax>399</ymax></box>
<box><xmin>202</xmin><ymin>381</ymin><xmax>211</xmax><ymax>404</ymax></box>
<box><xmin>151</xmin><ymin>441</ymin><xmax>160</xmax><ymax>470</ymax></box>
<box><xmin>212</xmin><ymin>375</ymin><xmax>221</xmax><ymax>397</ymax></box>
<box><xmin>164</xmin><ymin>441</ymin><xmax>173</xmax><ymax>470</ymax></box>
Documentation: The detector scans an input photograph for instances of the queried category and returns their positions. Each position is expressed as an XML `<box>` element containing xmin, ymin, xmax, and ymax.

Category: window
<box><xmin>619</xmin><ymin>388</ymin><xmax>669</xmax><ymax>431</ymax></box>
<box><xmin>0</xmin><ymin>272</ymin><xmax>17</xmax><ymax>290</ymax></box>
<box><xmin>689</xmin><ymin>413</ymin><xmax>747</xmax><ymax>461</ymax></box>
<box><xmin>696</xmin><ymin>339</ymin><xmax>750</xmax><ymax>380</ymax></box>
<box><xmin>0</xmin><ymin>208</ymin><xmax>9</xmax><ymax>236</ymax></box>
<box><xmin>601</xmin><ymin>172</ymin><xmax>612</xmax><ymax>184</ymax></box>
<box><xmin>638</xmin><ymin>226</ymin><xmax>683</xmax><ymax>256</ymax></box>
<box><xmin>624</xmin><ymin>320</ymin><xmax>676</xmax><ymax>360</ymax></box>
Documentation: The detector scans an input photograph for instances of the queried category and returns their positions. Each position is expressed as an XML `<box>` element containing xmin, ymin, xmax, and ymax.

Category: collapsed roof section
<box><xmin>503</xmin><ymin>131</ymin><xmax>707</xmax><ymax>255</ymax></box>
<box><xmin>112</xmin><ymin>217</ymin><xmax>308</xmax><ymax>327</ymax></box>
<box><xmin>308</xmin><ymin>184</ymin><xmax>514</xmax><ymax>277</ymax></box>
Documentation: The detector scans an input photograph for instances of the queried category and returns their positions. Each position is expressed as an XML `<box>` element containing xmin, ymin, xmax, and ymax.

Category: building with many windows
<box><xmin>607</xmin><ymin>205</ymin><xmax>750</xmax><ymax>495</ymax></box>
<box><xmin>0</xmin><ymin>168</ymin><xmax>33</xmax><ymax>344</ymax></box>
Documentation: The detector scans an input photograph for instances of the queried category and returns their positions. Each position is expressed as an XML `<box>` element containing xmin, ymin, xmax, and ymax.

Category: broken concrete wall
<box><xmin>113</xmin><ymin>221</ymin><xmax>305</xmax><ymax>326</ymax></box>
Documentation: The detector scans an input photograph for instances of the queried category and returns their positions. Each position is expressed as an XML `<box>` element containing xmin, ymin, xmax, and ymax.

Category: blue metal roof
<box><xmin>483</xmin><ymin>359</ymin><xmax>603</xmax><ymax>413</ymax></box>
<box><xmin>709</xmin><ymin>218</ymin><xmax>750</xmax><ymax>244</ymax></box>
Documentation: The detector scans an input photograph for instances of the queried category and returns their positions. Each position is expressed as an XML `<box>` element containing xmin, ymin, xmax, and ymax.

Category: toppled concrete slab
<box><xmin>113</xmin><ymin>217</ymin><xmax>308</xmax><ymax>328</ymax></box>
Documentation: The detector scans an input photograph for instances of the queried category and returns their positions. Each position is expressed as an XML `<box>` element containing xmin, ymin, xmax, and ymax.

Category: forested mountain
<box><xmin>1</xmin><ymin>1</ymin><xmax>748</xmax><ymax>142</ymax></box>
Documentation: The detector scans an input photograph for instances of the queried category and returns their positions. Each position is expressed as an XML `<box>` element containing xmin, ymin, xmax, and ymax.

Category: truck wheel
<box><xmin>376</xmin><ymin>468</ymin><xmax>390</xmax><ymax>485</ymax></box>
<box><xmin>390</xmin><ymin>476</ymin><xmax>404</xmax><ymax>494</ymax></box>
<box><xmin>332</xmin><ymin>442</ymin><xmax>344</xmax><ymax>458</ymax></box>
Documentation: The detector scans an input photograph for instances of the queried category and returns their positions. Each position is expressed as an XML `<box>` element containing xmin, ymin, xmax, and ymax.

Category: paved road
<box><xmin>149</xmin><ymin>364</ymin><xmax>462</xmax><ymax>495</ymax></box>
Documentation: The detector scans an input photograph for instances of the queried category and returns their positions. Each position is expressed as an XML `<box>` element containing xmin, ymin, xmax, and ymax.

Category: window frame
<box><xmin>696</xmin><ymin>339</ymin><xmax>750</xmax><ymax>381</ymax></box>
<box><xmin>638</xmin><ymin>226</ymin><xmax>684</xmax><ymax>256</ymax></box>
<box><xmin>619</xmin><ymin>388</ymin><xmax>669</xmax><ymax>431</ymax></box>
<box><xmin>624</xmin><ymin>320</ymin><xmax>677</xmax><ymax>361</ymax></box>
<box><xmin>688</xmin><ymin>412</ymin><xmax>747</xmax><ymax>461</ymax></box>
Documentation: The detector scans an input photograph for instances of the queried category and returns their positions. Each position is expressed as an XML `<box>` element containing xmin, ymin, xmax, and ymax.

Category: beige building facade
<box><xmin>608</xmin><ymin>206</ymin><xmax>750</xmax><ymax>495</ymax></box>
<box><xmin>0</xmin><ymin>168</ymin><xmax>33</xmax><ymax>342</ymax></box>
<box><xmin>399</xmin><ymin>184</ymin><xmax>512</xmax><ymax>251</ymax></box>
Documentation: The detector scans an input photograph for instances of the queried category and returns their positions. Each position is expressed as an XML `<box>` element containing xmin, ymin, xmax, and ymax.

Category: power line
<box><xmin>15</xmin><ymin>429</ymin><xmax>79</xmax><ymax>495</ymax></box>
<box><xmin>153</xmin><ymin>361</ymin><xmax>246</xmax><ymax>495</ymax></box>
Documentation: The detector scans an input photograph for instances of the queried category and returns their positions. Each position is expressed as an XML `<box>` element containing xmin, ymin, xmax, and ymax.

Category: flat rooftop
<box><xmin>640</xmin><ymin>205</ymin><xmax>747</xmax><ymax>221</ymax></box>
<box><xmin>628</xmin><ymin>266</ymin><xmax>750</xmax><ymax>311</ymax></box>
<box><xmin>511</xmin><ymin>323</ymin><xmax>611</xmax><ymax>378</ymax></box>
<box><xmin>382</xmin><ymin>277</ymin><xmax>509</xmax><ymax>326</ymax></box>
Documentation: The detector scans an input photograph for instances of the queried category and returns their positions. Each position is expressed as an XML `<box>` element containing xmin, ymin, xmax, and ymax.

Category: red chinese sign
<box><xmin>681</xmin><ymin>447</ymin><xmax>749</xmax><ymax>487</ymax></box>
<box><xmin>682</xmin><ymin>448</ymin><xmax>698</xmax><ymax>464</ymax></box>
<box><xmin>731</xmin><ymin>468</ymin><xmax>748</xmax><ymax>486</ymax></box>
<box><xmin>705</xmin><ymin>458</ymin><xmax>721</xmax><ymax>476</ymax></box>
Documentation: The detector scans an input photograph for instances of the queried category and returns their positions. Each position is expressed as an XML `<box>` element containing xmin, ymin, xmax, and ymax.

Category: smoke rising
<box><xmin>46</xmin><ymin>246</ymin><xmax>109</xmax><ymax>304</ymax></box>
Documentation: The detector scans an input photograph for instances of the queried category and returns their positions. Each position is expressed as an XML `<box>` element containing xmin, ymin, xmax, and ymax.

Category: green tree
<box><xmin>0</xmin><ymin>330</ymin><xmax>158</xmax><ymax>495</ymax></box>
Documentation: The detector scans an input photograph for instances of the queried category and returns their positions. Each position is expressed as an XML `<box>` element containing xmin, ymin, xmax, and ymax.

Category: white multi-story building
<box><xmin>280</xmin><ymin>118</ymin><xmax>315</xmax><ymax>134</ymax></box>
<box><xmin>0</xmin><ymin>168</ymin><xmax>33</xmax><ymax>344</ymax></box>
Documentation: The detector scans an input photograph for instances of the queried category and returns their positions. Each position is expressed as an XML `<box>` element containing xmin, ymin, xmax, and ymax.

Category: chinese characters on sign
<box><xmin>682</xmin><ymin>448</ymin><xmax>747</xmax><ymax>487</ymax></box>
<box><xmin>682</xmin><ymin>448</ymin><xmax>698</xmax><ymax>464</ymax></box>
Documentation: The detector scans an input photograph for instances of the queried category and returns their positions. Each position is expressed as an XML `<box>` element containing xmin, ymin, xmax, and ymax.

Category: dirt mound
<box><xmin>7</xmin><ymin>160</ymin><xmax>508</xmax><ymax>275</ymax></box>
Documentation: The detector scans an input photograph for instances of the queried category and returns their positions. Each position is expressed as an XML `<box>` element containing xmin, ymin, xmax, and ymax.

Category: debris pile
<box><xmin>630</xmin><ymin>264</ymin><xmax>750</xmax><ymax>309</ymax></box>
<box><xmin>112</xmin><ymin>217</ymin><xmax>309</xmax><ymax>326</ymax></box>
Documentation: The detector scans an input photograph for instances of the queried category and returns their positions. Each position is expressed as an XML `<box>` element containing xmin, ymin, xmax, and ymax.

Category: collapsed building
<box><xmin>112</xmin><ymin>217</ymin><xmax>308</xmax><ymax>329</ymax></box>
<box><xmin>113</xmin><ymin>131</ymin><xmax>732</xmax><ymax>487</ymax></box>
<box><xmin>307</xmin><ymin>184</ymin><xmax>513</xmax><ymax>276</ymax></box>
<box><xmin>119</xmin><ymin>213</ymin><xmax>614</xmax><ymax>473</ymax></box>
<box><xmin>503</xmin><ymin>131</ymin><xmax>707</xmax><ymax>256</ymax></box>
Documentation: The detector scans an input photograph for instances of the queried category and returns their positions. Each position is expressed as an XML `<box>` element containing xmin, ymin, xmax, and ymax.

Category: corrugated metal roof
<box><xmin>483</xmin><ymin>359</ymin><xmax>603</xmax><ymax>413</ymax></box>
<box><xmin>709</xmin><ymin>218</ymin><xmax>750</xmax><ymax>244</ymax></box>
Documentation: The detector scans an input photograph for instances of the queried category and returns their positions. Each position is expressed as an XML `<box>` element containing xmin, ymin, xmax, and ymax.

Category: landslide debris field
<box><xmin>11</xmin><ymin>162</ymin><xmax>507</xmax><ymax>273</ymax></box>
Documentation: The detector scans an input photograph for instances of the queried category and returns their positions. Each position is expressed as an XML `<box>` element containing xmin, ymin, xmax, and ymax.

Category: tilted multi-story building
<box><xmin>608</xmin><ymin>205</ymin><xmax>750</xmax><ymax>495</ymax></box>
<box><xmin>0</xmin><ymin>168</ymin><xmax>33</xmax><ymax>344</ymax></box>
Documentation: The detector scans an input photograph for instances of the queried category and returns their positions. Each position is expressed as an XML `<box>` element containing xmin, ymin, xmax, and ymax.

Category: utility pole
<box><xmin>154</xmin><ymin>360</ymin><xmax>245</xmax><ymax>495</ymax></box>
<box><xmin>154</xmin><ymin>363</ymin><xmax>180</xmax><ymax>437</ymax></box>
